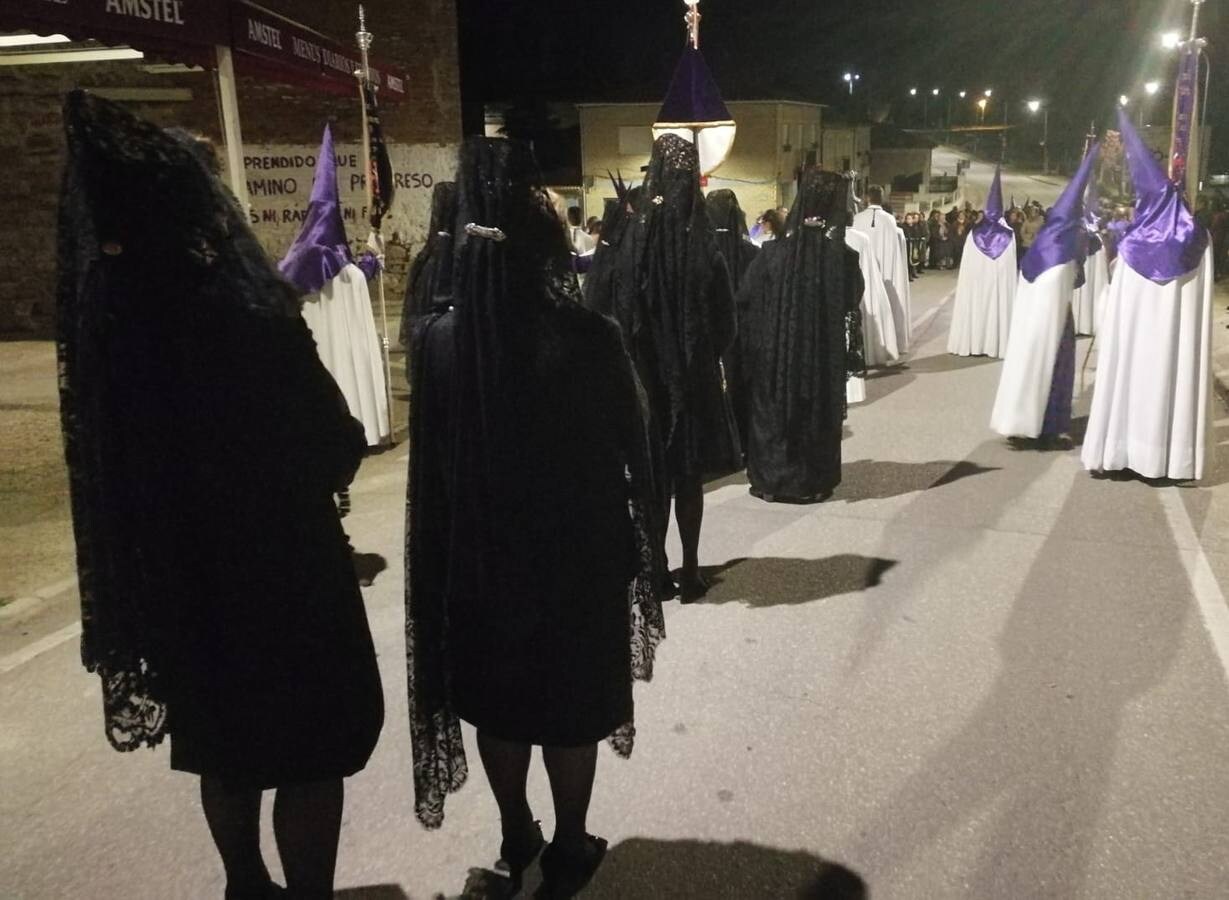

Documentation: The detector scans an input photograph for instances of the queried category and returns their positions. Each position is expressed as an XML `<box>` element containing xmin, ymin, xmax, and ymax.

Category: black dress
<box><xmin>406</xmin><ymin>138</ymin><xmax>665</xmax><ymax>829</ymax></box>
<box><xmin>737</xmin><ymin>169</ymin><xmax>864</xmax><ymax>503</ymax></box>
<box><xmin>56</xmin><ymin>91</ymin><xmax>383</xmax><ymax>789</ymax></box>
<box><xmin>610</xmin><ymin>135</ymin><xmax>742</xmax><ymax>486</ymax></box>
<box><xmin>400</xmin><ymin>181</ymin><xmax>456</xmax><ymax>347</ymax></box>
<box><xmin>706</xmin><ymin>189</ymin><xmax>760</xmax><ymax>452</ymax></box>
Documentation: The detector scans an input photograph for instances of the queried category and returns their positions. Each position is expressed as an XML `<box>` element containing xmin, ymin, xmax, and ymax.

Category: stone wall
<box><xmin>0</xmin><ymin>0</ymin><xmax>460</xmax><ymax>336</ymax></box>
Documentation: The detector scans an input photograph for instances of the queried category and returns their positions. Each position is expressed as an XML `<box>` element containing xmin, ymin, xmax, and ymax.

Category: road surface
<box><xmin>4</xmin><ymin>271</ymin><xmax>1229</xmax><ymax>899</ymax></box>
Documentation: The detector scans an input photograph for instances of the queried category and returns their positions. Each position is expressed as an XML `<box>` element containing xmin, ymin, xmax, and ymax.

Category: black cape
<box><xmin>737</xmin><ymin>168</ymin><xmax>864</xmax><ymax>502</ymax></box>
<box><xmin>705</xmin><ymin>189</ymin><xmax>759</xmax><ymax>450</ymax></box>
<box><xmin>56</xmin><ymin>91</ymin><xmax>382</xmax><ymax>786</ymax></box>
<box><xmin>406</xmin><ymin>138</ymin><xmax>665</xmax><ymax>828</ymax></box>
<box><xmin>400</xmin><ymin>180</ymin><xmax>457</xmax><ymax>348</ymax></box>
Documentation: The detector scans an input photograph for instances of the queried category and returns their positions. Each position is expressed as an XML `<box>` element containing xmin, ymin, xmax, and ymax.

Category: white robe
<box><xmin>989</xmin><ymin>262</ymin><xmax>1075</xmax><ymax>438</ymax></box>
<box><xmin>300</xmin><ymin>263</ymin><xmax>391</xmax><ymax>447</ymax></box>
<box><xmin>1072</xmin><ymin>245</ymin><xmax>1108</xmax><ymax>336</ymax></box>
<box><xmin>1081</xmin><ymin>247</ymin><xmax>1214</xmax><ymax>480</ymax></box>
<box><xmin>851</xmin><ymin>207</ymin><xmax>912</xmax><ymax>352</ymax></box>
<box><xmin>846</xmin><ymin>228</ymin><xmax>900</xmax><ymax>366</ymax></box>
<box><xmin>947</xmin><ymin>235</ymin><xmax>1017</xmax><ymax>358</ymax></box>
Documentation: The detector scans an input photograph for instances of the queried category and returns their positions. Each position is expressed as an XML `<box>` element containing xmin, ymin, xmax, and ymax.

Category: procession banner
<box><xmin>1169</xmin><ymin>47</ymin><xmax>1199</xmax><ymax>197</ymax></box>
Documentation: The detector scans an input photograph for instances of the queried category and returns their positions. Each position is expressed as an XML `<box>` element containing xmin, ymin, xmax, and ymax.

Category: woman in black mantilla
<box><xmin>737</xmin><ymin>168</ymin><xmax>864</xmax><ymax>503</ymax></box>
<box><xmin>595</xmin><ymin>134</ymin><xmax>740</xmax><ymax>600</ymax></box>
<box><xmin>399</xmin><ymin>180</ymin><xmax>457</xmax><ymax>348</ymax></box>
<box><xmin>406</xmin><ymin>137</ymin><xmax>665</xmax><ymax>896</ymax></box>
<box><xmin>56</xmin><ymin>92</ymin><xmax>383</xmax><ymax>900</ymax></box>
<box><xmin>705</xmin><ymin>188</ymin><xmax>759</xmax><ymax>451</ymax></box>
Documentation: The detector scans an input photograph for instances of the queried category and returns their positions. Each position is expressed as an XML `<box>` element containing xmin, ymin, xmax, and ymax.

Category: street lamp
<box><xmin>958</xmin><ymin>90</ymin><xmax>967</xmax><ymax>99</ymax></box>
<box><xmin>1027</xmin><ymin>99</ymin><xmax>1049</xmax><ymax>173</ymax></box>
<box><xmin>977</xmin><ymin>97</ymin><xmax>988</xmax><ymax>124</ymax></box>
<box><xmin>984</xmin><ymin>88</ymin><xmax>993</xmax><ymax>98</ymax></box>
<box><xmin>931</xmin><ymin>88</ymin><xmax>940</xmax><ymax>96</ymax></box>
<box><xmin>843</xmin><ymin>72</ymin><xmax>860</xmax><ymax>95</ymax></box>
<box><xmin>1161</xmin><ymin>30</ymin><xmax>1182</xmax><ymax>49</ymax></box>
<box><xmin>909</xmin><ymin>87</ymin><xmax>918</xmax><ymax>96</ymax></box>
<box><xmin>1144</xmin><ymin>80</ymin><xmax>1161</xmax><ymax>95</ymax></box>
<box><xmin>1119</xmin><ymin>94</ymin><xmax>1130</xmax><ymax>106</ymax></box>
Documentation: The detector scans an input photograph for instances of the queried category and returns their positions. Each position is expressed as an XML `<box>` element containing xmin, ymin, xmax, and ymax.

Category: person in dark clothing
<box><xmin>705</xmin><ymin>188</ymin><xmax>760</xmax><ymax>451</ymax></box>
<box><xmin>737</xmin><ymin>168</ymin><xmax>864</xmax><ymax>503</ymax></box>
<box><xmin>585</xmin><ymin>134</ymin><xmax>740</xmax><ymax>601</ymax></box>
<box><xmin>400</xmin><ymin>181</ymin><xmax>457</xmax><ymax>347</ymax></box>
<box><xmin>406</xmin><ymin>137</ymin><xmax>666</xmax><ymax>896</ymax></box>
<box><xmin>56</xmin><ymin>91</ymin><xmax>383</xmax><ymax>900</ymax></box>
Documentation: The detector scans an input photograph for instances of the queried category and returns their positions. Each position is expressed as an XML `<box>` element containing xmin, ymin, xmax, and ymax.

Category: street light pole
<box><xmin>1042</xmin><ymin>109</ymin><xmax>1049</xmax><ymax>174</ymax></box>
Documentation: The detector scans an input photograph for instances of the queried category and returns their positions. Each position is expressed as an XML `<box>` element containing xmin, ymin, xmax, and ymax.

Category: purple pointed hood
<box><xmin>1115</xmin><ymin>109</ymin><xmax>1207</xmax><ymax>283</ymax></box>
<box><xmin>971</xmin><ymin>166</ymin><xmax>1014</xmax><ymax>260</ymax></box>
<box><xmin>278</xmin><ymin>124</ymin><xmax>354</xmax><ymax>295</ymax></box>
<box><xmin>1020</xmin><ymin>143</ymin><xmax>1100</xmax><ymax>283</ymax></box>
<box><xmin>655</xmin><ymin>47</ymin><xmax>733</xmax><ymax>125</ymax></box>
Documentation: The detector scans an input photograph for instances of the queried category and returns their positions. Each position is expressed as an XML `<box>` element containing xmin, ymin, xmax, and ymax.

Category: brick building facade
<box><xmin>0</xmin><ymin>0</ymin><xmax>461</xmax><ymax>335</ymax></box>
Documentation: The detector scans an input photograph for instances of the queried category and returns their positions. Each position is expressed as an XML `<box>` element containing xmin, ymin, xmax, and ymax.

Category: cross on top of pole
<box><xmin>356</xmin><ymin>4</ymin><xmax>373</xmax><ymax>82</ymax></box>
<box><xmin>684</xmin><ymin>1</ymin><xmax>701</xmax><ymax>49</ymax></box>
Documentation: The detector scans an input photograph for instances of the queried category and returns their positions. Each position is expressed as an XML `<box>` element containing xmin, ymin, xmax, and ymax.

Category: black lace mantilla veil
<box><xmin>406</xmin><ymin>138</ymin><xmax>666</xmax><ymax>829</ymax></box>
<box><xmin>56</xmin><ymin>91</ymin><xmax>329</xmax><ymax>752</ymax></box>
<box><xmin>400</xmin><ymin>180</ymin><xmax>457</xmax><ymax>348</ymax></box>
<box><xmin>737</xmin><ymin>167</ymin><xmax>864</xmax><ymax>501</ymax></box>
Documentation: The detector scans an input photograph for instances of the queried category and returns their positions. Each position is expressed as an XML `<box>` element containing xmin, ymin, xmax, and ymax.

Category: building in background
<box><xmin>578</xmin><ymin>100</ymin><xmax>825</xmax><ymax>221</ymax></box>
<box><xmin>0</xmin><ymin>0</ymin><xmax>461</xmax><ymax>336</ymax></box>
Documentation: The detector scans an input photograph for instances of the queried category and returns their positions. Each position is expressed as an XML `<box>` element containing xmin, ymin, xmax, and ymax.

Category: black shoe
<box><xmin>679</xmin><ymin>569</ymin><xmax>710</xmax><ymax>604</ymax></box>
<box><xmin>224</xmin><ymin>881</ymin><xmax>285</xmax><ymax>900</ymax></box>
<box><xmin>536</xmin><ymin>835</ymin><xmax>608</xmax><ymax>899</ymax></box>
<box><xmin>497</xmin><ymin>820</ymin><xmax>545</xmax><ymax>892</ymax></box>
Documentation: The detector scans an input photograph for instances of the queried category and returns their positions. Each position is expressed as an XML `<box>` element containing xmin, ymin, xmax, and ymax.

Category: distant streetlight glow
<box><xmin>931</xmin><ymin>87</ymin><xmax>940</xmax><ymax>96</ymax></box>
<box><xmin>909</xmin><ymin>87</ymin><xmax>917</xmax><ymax>96</ymax></box>
<box><xmin>1144</xmin><ymin>80</ymin><xmax>1161</xmax><ymax>95</ymax></box>
<box><xmin>958</xmin><ymin>90</ymin><xmax>967</xmax><ymax>99</ymax></box>
<box><xmin>1119</xmin><ymin>94</ymin><xmax>1130</xmax><ymax>106</ymax></box>
<box><xmin>977</xmin><ymin>98</ymin><xmax>988</xmax><ymax>111</ymax></box>
<box><xmin>1161</xmin><ymin>30</ymin><xmax>1182</xmax><ymax>50</ymax></box>
<box><xmin>984</xmin><ymin>88</ymin><xmax>993</xmax><ymax>98</ymax></box>
<box><xmin>843</xmin><ymin>71</ymin><xmax>860</xmax><ymax>95</ymax></box>
<box><xmin>1027</xmin><ymin>99</ymin><xmax>1042</xmax><ymax>113</ymax></box>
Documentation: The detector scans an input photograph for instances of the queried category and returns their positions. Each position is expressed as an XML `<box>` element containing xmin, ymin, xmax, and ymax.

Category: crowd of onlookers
<box><xmin>1195</xmin><ymin>194</ymin><xmax>1228</xmax><ymax>283</ymax></box>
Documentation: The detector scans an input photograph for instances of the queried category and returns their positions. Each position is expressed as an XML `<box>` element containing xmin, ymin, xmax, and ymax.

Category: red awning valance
<box><xmin>0</xmin><ymin>0</ymin><xmax>409</xmax><ymax>101</ymax></box>
<box><xmin>230</xmin><ymin>2</ymin><xmax>408</xmax><ymax>101</ymax></box>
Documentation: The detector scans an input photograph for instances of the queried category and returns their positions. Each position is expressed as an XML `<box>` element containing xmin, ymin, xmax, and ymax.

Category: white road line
<box><xmin>0</xmin><ymin>621</ymin><xmax>81</xmax><ymax>676</ymax></box>
<box><xmin>1159</xmin><ymin>488</ymin><xmax>1229</xmax><ymax>685</ymax></box>
<box><xmin>910</xmin><ymin>290</ymin><xmax>955</xmax><ymax>337</ymax></box>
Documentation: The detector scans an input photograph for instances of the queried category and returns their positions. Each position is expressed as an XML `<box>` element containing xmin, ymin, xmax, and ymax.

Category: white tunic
<box><xmin>947</xmin><ymin>234</ymin><xmax>1017</xmax><ymax>358</ymax></box>
<box><xmin>845</xmin><ymin>228</ymin><xmax>900</xmax><ymax>366</ymax></box>
<box><xmin>1072</xmin><ymin>245</ymin><xmax>1108</xmax><ymax>336</ymax></box>
<box><xmin>1081</xmin><ymin>247</ymin><xmax>1214</xmax><ymax>480</ymax></box>
<box><xmin>989</xmin><ymin>262</ymin><xmax>1076</xmax><ymax>438</ymax></box>
<box><xmin>300</xmin><ymin>263</ymin><xmax>391</xmax><ymax>447</ymax></box>
<box><xmin>851</xmin><ymin>206</ymin><xmax>912</xmax><ymax>352</ymax></box>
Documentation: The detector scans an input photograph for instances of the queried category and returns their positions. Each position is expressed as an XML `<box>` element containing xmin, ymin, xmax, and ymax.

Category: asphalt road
<box><xmin>5</xmin><ymin>270</ymin><xmax>1229</xmax><ymax>899</ymax></box>
<box><xmin>933</xmin><ymin>147</ymin><xmax>1070</xmax><ymax>210</ymax></box>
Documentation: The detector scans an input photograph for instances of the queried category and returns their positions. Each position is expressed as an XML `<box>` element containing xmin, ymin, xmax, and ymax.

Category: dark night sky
<box><xmin>457</xmin><ymin>0</ymin><xmax>1226</xmax><ymax>170</ymax></box>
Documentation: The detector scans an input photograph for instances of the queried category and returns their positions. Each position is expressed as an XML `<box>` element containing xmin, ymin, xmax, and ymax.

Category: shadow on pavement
<box><xmin>845</xmin><ymin>457</ymin><xmax>1190</xmax><ymax>895</ymax></box>
<box><xmin>904</xmin><ymin>353</ymin><xmax>1003</xmax><ymax>374</ymax></box>
<box><xmin>699</xmin><ymin>555</ymin><xmax>898</xmax><ymax>608</ymax></box>
<box><xmin>450</xmin><ymin>839</ymin><xmax>868</xmax><ymax>900</ymax></box>
<box><xmin>352</xmin><ymin>551</ymin><xmax>389</xmax><ymax>588</ymax></box>
<box><xmin>335</xmin><ymin>886</ymin><xmax>411</xmax><ymax>899</ymax></box>
<box><xmin>833</xmin><ymin>459</ymin><xmax>999</xmax><ymax>502</ymax></box>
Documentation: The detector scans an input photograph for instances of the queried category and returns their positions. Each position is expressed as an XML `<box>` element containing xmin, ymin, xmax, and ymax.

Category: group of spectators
<box><xmin>895</xmin><ymin>200</ymin><xmax>1053</xmax><ymax>278</ymax></box>
<box><xmin>1195</xmin><ymin>194</ymin><xmax>1229</xmax><ymax>282</ymax></box>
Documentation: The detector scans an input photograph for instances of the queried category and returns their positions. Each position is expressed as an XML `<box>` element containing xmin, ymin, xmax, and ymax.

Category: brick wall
<box><xmin>0</xmin><ymin>0</ymin><xmax>460</xmax><ymax>336</ymax></box>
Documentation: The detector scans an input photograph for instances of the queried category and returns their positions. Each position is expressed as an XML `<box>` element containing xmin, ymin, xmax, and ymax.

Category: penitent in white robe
<box><xmin>845</xmin><ymin>229</ymin><xmax>900</xmax><ymax>405</ymax></box>
<box><xmin>989</xmin><ymin>261</ymin><xmax>1076</xmax><ymax>438</ymax></box>
<box><xmin>1072</xmin><ymin>245</ymin><xmax>1108</xmax><ymax>336</ymax></box>
<box><xmin>1081</xmin><ymin>247</ymin><xmax>1214</xmax><ymax>480</ymax></box>
<box><xmin>301</xmin><ymin>263</ymin><xmax>391</xmax><ymax>447</ymax></box>
<box><xmin>851</xmin><ymin>207</ymin><xmax>912</xmax><ymax>352</ymax></box>
<box><xmin>948</xmin><ymin>234</ymin><xmax>1017</xmax><ymax>358</ymax></box>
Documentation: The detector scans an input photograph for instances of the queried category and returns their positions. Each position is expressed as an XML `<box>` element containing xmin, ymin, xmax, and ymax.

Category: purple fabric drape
<box><xmin>1021</xmin><ymin>144</ymin><xmax>1100</xmax><ymax>283</ymax></box>
<box><xmin>1115</xmin><ymin>109</ymin><xmax>1208</xmax><ymax>283</ymax></box>
<box><xmin>278</xmin><ymin>125</ymin><xmax>354</xmax><ymax>295</ymax></box>
<box><xmin>971</xmin><ymin>166</ymin><xmax>1014</xmax><ymax>260</ymax></box>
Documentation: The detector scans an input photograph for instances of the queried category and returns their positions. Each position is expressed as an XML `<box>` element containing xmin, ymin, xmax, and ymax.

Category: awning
<box><xmin>231</xmin><ymin>2</ymin><xmax>408</xmax><ymax>101</ymax></box>
<box><xmin>0</xmin><ymin>0</ymin><xmax>410</xmax><ymax>101</ymax></box>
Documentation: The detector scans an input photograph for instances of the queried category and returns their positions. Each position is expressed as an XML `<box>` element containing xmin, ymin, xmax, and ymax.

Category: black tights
<box><xmin>200</xmin><ymin>776</ymin><xmax>343</xmax><ymax>900</ymax></box>
<box><xmin>667</xmin><ymin>475</ymin><xmax>706</xmax><ymax>588</ymax></box>
<box><xmin>476</xmin><ymin>732</ymin><xmax>597</xmax><ymax>856</ymax></box>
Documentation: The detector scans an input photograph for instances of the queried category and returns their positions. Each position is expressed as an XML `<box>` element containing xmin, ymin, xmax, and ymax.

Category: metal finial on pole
<box><xmin>1188</xmin><ymin>0</ymin><xmax>1205</xmax><ymax>43</ymax></box>
<box><xmin>684</xmin><ymin>0</ymin><xmax>701</xmax><ymax>49</ymax></box>
<box><xmin>356</xmin><ymin>4</ymin><xmax>373</xmax><ymax>82</ymax></box>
